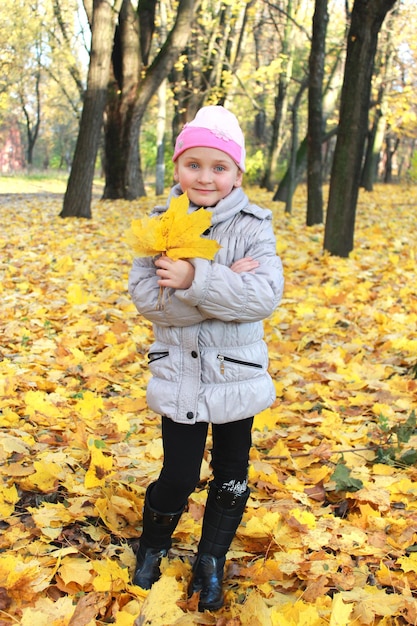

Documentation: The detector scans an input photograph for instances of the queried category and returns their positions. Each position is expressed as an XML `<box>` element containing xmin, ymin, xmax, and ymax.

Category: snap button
<box><xmin>186</xmin><ymin>411</ymin><xmax>194</xmax><ymax>419</ymax></box>
<box><xmin>191</xmin><ymin>351</ymin><xmax>198</xmax><ymax>358</ymax></box>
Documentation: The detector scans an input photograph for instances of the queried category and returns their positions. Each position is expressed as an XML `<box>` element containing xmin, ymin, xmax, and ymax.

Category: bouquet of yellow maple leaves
<box><xmin>129</xmin><ymin>193</ymin><xmax>220</xmax><ymax>260</ymax></box>
<box><xmin>128</xmin><ymin>193</ymin><xmax>220</xmax><ymax>307</ymax></box>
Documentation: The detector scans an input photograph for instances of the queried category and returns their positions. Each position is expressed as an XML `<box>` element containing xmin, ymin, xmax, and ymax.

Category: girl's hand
<box><xmin>155</xmin><ymin>256</ymin><xmax>195</xmax><ymax>289</ymax></box>
<box><xmin>230</xmin><ymin>257</ymin><xmax>260</xmax><ymax>274</ymax></box>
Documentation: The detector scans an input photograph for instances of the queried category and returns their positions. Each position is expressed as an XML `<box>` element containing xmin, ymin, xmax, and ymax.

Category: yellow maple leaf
<box><xmin>95</xmin><ymin>484</ymin><xmax>142</xmax><ymax>537</ymax></box>
<box><xmin>129</xmin><ymin>193</ymin><xmax>220</xmax><ymax>260</ymax></box>
<box><xmin>67</xmin><ymin>283</ymin><xmax>89</xmax><ymax>305</ymax></box>
<box><xmin>113</xmin><ymin>600</ymin><xmax>141</xmax><ymax>626</ymax></box>
<box><xmin>58</xmin><ymin>557</ymin><xmax>94</xmax><ymax>588</ymax></box>
<box><xmin>29</xmin><ymin>502</ymin><xmax>74</xmax><ymax>540</ymax></box>
<box><xmin>329</xmin><ymin>593</ymin><xmax>354</xmax><ymax>625</ymax></box>
<box><xmin>110</xmin><ymin>410</ymin><xmax>131</xmax><ymax>433</ymax></box>
<box><xmin>0</xmin><ymin>407</ymin><xmax>21</xmax><ymax>426</ymax></box>
<box><xmin>272</xmin><ymin>598</ymin><xmax>325</xmax><ymax>625</ymax></box>
<box><xmin>233</xmin><ymin>590</ymin><xmax>272</xmax><ymax>625</ymax></box>
<box><xmin>289</xmin><ymin>507</ymin><xmax>317</xmax><ymax>530</ymax></box>
<box><xmin>240</xmin><ymin>510</ymin><xmax>282</xmax><ymax>538</ymax></box>
<box><xmin>52</xmin><ymin>254</ymin><xmax>74</xmax><ymax>273</ymax></box>
<box><xmin>19</xmin><ymin>459</ymin><xmax>62</xmax><ymax>493</ymax></box>
<box><xmin>20</xmin><ymin>596</ymin><xmax>75</xmax><ymax>626</ymax></box>
<box><xmin>137</xmin><ymin>574</ymin><xmax>184</xmax><ymax>624</ymax></box>
<box><xmin>91</xmin><ymin>558</ymin><xmax>129</xmax><ymax>592</ymax></box>
<box><xmin>75</xmin><ymin>390</ymin><xmax>104</xmax><ymax>420</ymax></box>
<box><xmin>339</xmin><ymin>585</ymin><xmax>404</xmax><ymax>620</ymax></box>
<box><xmin>397</xmin><ymin>553</ymin><xmax>417</xmax><ymax>573</ymax></box>
<box><xmin>0</xmin><ymin>554</ymin><xmax>52</xmax><ymax>600</ymax></box>
<box><xmin>24</xmin><ymin>390</ymin><xmax>57</xmax><ymax>418</ymax></box>
<box><xmin>85</xmin><ymin>439</ymin><xmax>114</xmax><ymax>489</ymax></box>
<box><xmin>253</xmin><ymin>408</ymin><xmax>279</xmax><ymax>431</ymax></box>
<box><xmin>0</xmin><ymin>483</ymin><xmax>18</xmax><ymax>518</ymax></box>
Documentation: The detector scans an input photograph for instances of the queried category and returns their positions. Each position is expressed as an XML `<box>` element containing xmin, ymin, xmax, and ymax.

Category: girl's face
<box><xmin>174</xmin><ymin>146</ymin><xmax>243</xmax><ymax>207</ymax></box>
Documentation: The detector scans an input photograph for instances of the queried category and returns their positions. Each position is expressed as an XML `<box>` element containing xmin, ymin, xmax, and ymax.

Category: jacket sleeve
<box><xmin>128</xmin><ymin>256</ymin><xmax>210</xmax><ymax>327</ymax></box>
<box><xmin>175</xmin><ymin>220</ymin><xmax>284</xmax><ymax>322</ymax></box>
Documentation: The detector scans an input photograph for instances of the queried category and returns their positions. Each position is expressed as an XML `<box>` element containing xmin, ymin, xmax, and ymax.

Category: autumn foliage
<box><xmin>128</xmin><ymin>193</ymin><xmax>220</xmax><ymax>260</ymax></box>
<box><xmin>0</xmin><ymin>184</ymin><xmax>417</xmax><ymax>625</ymax></box>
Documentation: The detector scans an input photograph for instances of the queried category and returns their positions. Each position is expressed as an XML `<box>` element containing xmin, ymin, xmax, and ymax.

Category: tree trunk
<box><xmin>285</xmin><ymin>80</ymin><xmax>308</xmax><ymax>214</ymax></box>
<box><xmin>361</xmin><ymin>104</ymin><xmax>385</xmax><ymax>190</ymax></box>
<box><xmin>155</xmin><ymin>80</ymin><xmax>167</xmax><ymax>196</ymax></box>
<box><xmin>383</xmin><ymin>135</ymin><xmax>399</xmax><ymax>182</ymax></box>
<box><xmin>60</xmin><ymin>0</ymin><xmax>122</xmax><ymax>218</ymax></box>
<box><xmin>306</xmin><ymin>0</ymin><xmax>328</xmax><ymax>226</ymax></box>
<box><xmin>274</xmin><ymin>48</ymin><xmax>343</xmax><ymax>202</ymax></box>
<box><xmin>274</xmin><ymin>127</ymin><xmax>338</xmax><ymax>202</ymax></box>
<box><xmin>102</xmin><ymin>0</ymin><xmax>140</xmax><ymax>200</ymax></box>
<box><xmin>155</xmin><ymin>1</ymin><xmax>168</xmax><ymax>196</ymax></box>
<box><xmin>323</xmin><ymin>0</ymin><xmax>397</xmax><ymax>256</ymax></box>
<box><xmin>361</xmin><ymin>21</ymin><xmax>394</xmax><ymax>191</ymax></box>
<box><xmin>284</xmin><ymin>105</ymin><xmax>298</xmax><ymax>215</ymax></box>
<box><xmin>261</xmin><ymin>0</ymin><xmax>294</xmax><ymax>192</ymax></box>
<box><xmin>273</xmin><ymin>136</ymin><xmax>307</xmax><ymax>202</ymax></box>
<box><xmin>102</xmin><ymin>0</ymin><xmax>195</xmax><ymax>200</ymax></box>
<box><xmin>21</xmin><ymin>61</ymin><xmax>41</xmax><ymax>166</ymax></box>
<box><xmin>122</xmin><ymin>0</ymin><xmax>195</xmax><ymax>199</ymax></box>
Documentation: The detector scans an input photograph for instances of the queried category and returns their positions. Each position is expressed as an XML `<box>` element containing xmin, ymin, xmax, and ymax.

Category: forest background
<box><xmin>1</xmin><ymin>0</ymin><xmax>417</xmax><ymax>624</ymax></box>
<box><xmin>1</xmin><ymin>0</ymin><xmax>417</xmax><ymax>253</ymax></box>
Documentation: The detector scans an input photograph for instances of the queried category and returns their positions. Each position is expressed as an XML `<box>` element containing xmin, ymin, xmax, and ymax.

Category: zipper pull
<box><xmin>218</xmin><ymin>355</ymin><xmax>225</xmax><ymax>375</ymax></box>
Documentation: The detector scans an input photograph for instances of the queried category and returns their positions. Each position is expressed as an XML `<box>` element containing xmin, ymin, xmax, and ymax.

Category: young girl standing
<box><xmin>128</xmin><ymin>105</ymin><xmax>284</xmax><ymax>611</ymax></box>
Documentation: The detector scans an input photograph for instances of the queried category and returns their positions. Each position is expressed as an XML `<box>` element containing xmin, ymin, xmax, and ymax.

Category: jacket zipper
<box><xmin>217</xmin><ymin>354</ymin><xmax>263</xmax><ymax>375</ymax></box>
<box><xmin>148</xmin><ymin>351</ymin><xmax>169</xmax><ymax>363</ymax></box>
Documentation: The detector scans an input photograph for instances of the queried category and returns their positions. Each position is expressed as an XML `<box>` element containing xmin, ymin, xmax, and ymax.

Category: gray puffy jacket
<box><xmin>128</xmin><ymin>185</ymin><xmax>284</xmax><ymax>424</ymax></box>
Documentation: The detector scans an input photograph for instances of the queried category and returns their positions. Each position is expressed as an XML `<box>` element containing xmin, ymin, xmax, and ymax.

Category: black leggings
<box><xmin>150</xmin><ymin>416</ymin><xmax>253</xmax><ymax>512</ymax></box>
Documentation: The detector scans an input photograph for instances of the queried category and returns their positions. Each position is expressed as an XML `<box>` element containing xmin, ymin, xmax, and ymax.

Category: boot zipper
<box><xmin>217</xmin><ymin>354</ymin><xmax>263</xmax><ymax>375</ymax></box>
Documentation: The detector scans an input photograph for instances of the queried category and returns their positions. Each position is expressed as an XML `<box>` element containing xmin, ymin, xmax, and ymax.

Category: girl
<box><xmin>128</xmin><ymin>105</ymin><xmax>284</xmax><ymax>611</ymax></box>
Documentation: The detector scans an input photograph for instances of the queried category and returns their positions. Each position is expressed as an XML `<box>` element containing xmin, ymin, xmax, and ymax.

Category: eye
<box><xmin>214</xmin><ymin>165</ymin><xmax>225</xmax><ymax>172</ymax></box>
<box><xmin>189</xmin><ymin>162</ymin><xmax>199</xmax><ymax>169</ymax></box>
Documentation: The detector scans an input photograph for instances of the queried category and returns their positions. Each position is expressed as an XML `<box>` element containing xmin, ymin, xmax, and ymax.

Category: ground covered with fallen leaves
<box><xmin>0</xmin><ymin>182</ymin><xmax>417</xmax><ymax>626</ymax></box>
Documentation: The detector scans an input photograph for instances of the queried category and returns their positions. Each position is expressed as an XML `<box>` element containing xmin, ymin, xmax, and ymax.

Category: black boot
<box><xmin>133</xmin><ymin>483</ymin><xmax>183</xmax><ymax>589</ymax></box>
<box><xmin>189</xmin><ymin>482</ymin><xmax>250</xmax><ymax>611</ymax></box>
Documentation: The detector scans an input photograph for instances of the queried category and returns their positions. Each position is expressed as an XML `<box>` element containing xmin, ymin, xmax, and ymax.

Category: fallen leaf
<box><xmin>68</xmin><ymin>591</ymin><xmax>110</xmax><ymax>625</ymax></box>
<box><xmin>134</xmin><ymin>574</ymin><xmax>184</xmax><ymax>625</ymax></box>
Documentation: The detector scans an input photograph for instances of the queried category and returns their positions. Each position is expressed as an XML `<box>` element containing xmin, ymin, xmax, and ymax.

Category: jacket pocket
<box><xmin>217</xmin><ymin>354</ymin><xmax>263</xmax><ymax>375</ymax></box>
<box><xmin>148</xmin><ymin>350</ymin><xmax>169</xmax><ymax>363</ymax></box>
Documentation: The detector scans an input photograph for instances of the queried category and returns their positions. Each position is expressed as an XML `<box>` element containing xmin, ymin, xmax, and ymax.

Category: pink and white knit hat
<box><xmin>173</xmin><ymin>105</ymin><xmax>246</xmax><ymax>172</ymax></box>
